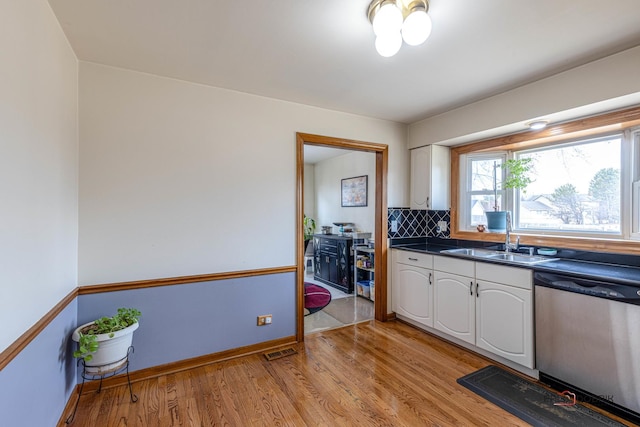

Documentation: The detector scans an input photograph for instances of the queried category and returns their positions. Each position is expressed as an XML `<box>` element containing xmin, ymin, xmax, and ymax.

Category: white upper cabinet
<box><xmin>410</xmin><ymin>145</ymin><xmax>450</xmax><ymax>210</ymax></box>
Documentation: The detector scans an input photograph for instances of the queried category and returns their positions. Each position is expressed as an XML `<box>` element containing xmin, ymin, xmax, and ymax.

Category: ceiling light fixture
<box><xmin>368</xmin><ymin>0</ymin><xmax>432</xmax><ymax>57</ymax></box>
<box><xmin>527</xmin><ymin>120</ymin><xmax>549</xmax><ymax>130</ymax></box>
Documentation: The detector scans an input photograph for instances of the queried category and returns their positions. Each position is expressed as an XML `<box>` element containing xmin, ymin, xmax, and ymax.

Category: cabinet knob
<box><xmin>429</xmin><ymin>272</ymin><xmax>432</xmax><ymax>285</ymax></box>
<box><xmin>469</xmin><ymin>281</ymin><xmax>473</xmax><ymax>295</ymax></box>
<box><xmin>408</xmin><ymin>257</ymin><xmax>418</xmax><ymax>261</ymax></box>
<box><xmin>476</xmin><ymin>282</ymin><xmax>479</xmax><ymax>298</ymax></box>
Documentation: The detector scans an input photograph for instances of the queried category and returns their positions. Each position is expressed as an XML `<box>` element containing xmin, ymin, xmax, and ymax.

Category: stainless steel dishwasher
<box><xmin>535</xmin><ymin>271</ymin><xmax>640</xmax><ymax>424</ymax></box>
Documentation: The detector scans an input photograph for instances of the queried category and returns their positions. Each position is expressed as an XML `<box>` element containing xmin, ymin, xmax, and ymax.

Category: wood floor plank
<box><xmin>62</xmin><ymin>320</ymin><xmax>634</xmax><ymax>426</ymax></box>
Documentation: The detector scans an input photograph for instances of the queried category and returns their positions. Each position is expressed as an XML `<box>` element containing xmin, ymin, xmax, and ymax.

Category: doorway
<box><xmin>296</xmin><ymin>133</ymin><xmax>389</xmax><ymax>342</ymax></box>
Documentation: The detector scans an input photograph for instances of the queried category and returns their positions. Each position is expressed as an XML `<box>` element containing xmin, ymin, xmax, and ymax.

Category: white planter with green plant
<box><xmin>72</xmin><ymin>308</ymin><xmax>141</xmax><ymax>374</ymax></box>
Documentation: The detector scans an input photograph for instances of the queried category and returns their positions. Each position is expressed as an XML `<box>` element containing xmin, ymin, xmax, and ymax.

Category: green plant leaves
<box><xmin>73</xmin><ymin>332</ymin><xmax>99</xmax><ymax>361</ymax></box>
<box><xmin>502</xmin><ymin>158</ymin><xmax>533</xmax><ymax>191</ymax></box>
<box><xmin>72</xmin><ymin>307</ymin><xmax>141</xmax><ymax>361</ymax></box>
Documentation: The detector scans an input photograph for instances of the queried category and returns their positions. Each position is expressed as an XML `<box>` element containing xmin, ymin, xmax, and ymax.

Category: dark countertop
<box><xmin>313</xmin><ymin>233</ymin><xmax>353</xmax><ymax>240</ymax></box>
<box><xmin>391</xmin><ymin>243</ymin><xmax>640</xmax><ymax>287</ymax></box>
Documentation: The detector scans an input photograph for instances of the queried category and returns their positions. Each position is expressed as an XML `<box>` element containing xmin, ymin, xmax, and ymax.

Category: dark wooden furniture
<box><xmin>313</xmin><ymin>234</ymin><xmax>353</xmax><ymax>293</ymax></box>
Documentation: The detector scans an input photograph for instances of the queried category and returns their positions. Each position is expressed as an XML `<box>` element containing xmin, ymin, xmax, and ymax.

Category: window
<box><xmin>462</xmin><ymin>134</ymin><xmax>624</xmax><ymax>236</ymax></box>
<box><xmin>451</xmin><ymin>105</ymin><xmax>640</xmax><ymax>253</ymax></box>
<box><xmin>462</xmin><ymin>154</ymin><xmax>505</xmax><ymax>227</ymax></box>
<box><xmin>515</xmin><ymin>135</ymin><xmax>622</xmax><ymax>235</ymax></box>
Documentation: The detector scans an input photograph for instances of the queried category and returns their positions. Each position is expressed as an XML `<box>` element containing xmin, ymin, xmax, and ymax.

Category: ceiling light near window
<box><xmin>368</xmin><ymin>0</ymin><xmax>432</xmax><ymax>57</ymax></box>
<box><xmin>527</xmin><ymin>120</ymin><xmax>549</xmax><ymax>130</ymax></box>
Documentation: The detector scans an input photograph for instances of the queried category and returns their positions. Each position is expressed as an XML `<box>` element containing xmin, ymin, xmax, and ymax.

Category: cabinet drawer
<box><xmin>434</xmin><ymin>255</ymin><xmax>474</xmax><ymax>277</ymax></box>
<box><xmin>394</xmin><ymin>250</ymin><xmax>433</xmax><ymax>269</ymax></box>
<box><xmin>475</xmin><ymin>262</ymin><xmax>532</xmax><ymax>290</ymax></box>
<box><xmin>320</xmin><ymin>242</ymin><xmax>338</xmax><ymax>254</ymax></box>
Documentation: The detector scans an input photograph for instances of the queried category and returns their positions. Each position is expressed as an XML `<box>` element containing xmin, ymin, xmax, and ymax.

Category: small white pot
<box><xmin>72</xmin><ymin>321</ymin><xmax>139</xmax><ymax>374</ymax></box>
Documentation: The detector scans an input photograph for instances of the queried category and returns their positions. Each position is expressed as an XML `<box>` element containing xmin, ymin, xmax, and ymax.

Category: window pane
<box><xmin>471</xmin><ymin>158</ymin><xmax>501</xmax><ymax>192</ymax></box>
<box><xmin>516</xmin><ymin>136</ymin><xmax>621</xmax><ymax>233</ymax></box>
<box><xmin>472</xmin><ymin>194</ymin><xmax>502</xmax><ymax>226</ymax></box>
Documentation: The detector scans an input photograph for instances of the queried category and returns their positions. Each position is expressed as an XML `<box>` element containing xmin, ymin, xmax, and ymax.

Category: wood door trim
<box><xmin>296</xmin><ymin>132</ymin><xmax>389</xmax><ymax>342</ymax></box>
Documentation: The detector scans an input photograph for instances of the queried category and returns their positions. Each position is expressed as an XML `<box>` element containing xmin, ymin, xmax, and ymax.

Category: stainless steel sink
<box><xmin>440</xmin><ymin>248</ymin><xmax>499</xmax><ymax>257</ymax></box>
<box><xmin>485</xmin><ymin>253</ymin><xmax>558</xmax><ymax>264</ymax></box>
<box><xmin>441</xmin><ymin>248</ymin><xmax>558</xmax><ymax>265</ymax></box>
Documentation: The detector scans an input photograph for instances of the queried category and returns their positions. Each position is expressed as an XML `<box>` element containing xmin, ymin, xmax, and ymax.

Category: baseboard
<box><xmin>59</xmin><ymin>335</ymin><xmax>298</xmax><ymax>424</ymax></box>
<box><xmin>76</xmin><ymin>335</ymin><xmax>298</xmax><ymax>395</ymax></box>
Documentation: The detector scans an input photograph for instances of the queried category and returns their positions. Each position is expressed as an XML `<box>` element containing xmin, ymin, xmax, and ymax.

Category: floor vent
<box><xmin>264</xmin><ymin>347</ymin><xmax>298</xmax><ymax>361</ymax></box>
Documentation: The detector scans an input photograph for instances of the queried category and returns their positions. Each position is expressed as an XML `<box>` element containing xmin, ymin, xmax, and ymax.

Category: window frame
<box><xmin>513</xmin><ymin>133</ymin><xmax>624</xmax><ymax>237</ymax></box>
<box><xmin>460</xmin><ymin>152</ymin><xmax>507</xmax><ymax>230</ymax></box>
<box><xmin>631</xmin><ymin>128</ymin><xmax>640</xmax><ymax>240</ymax></box>
<box><xmin>450</xmin><ymin>105</ymin><xmax>640</xmax><ymax>255</ymax></box>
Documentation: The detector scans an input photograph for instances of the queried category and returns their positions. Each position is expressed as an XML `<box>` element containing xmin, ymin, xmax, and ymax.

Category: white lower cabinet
<box><xmin>422</xmin><ymin>255</ymin><xmax>534</xmax><ymax>369</ymax></box>
<box><xmin>434</xmin><ymin>271</ymin><xmax>475</xmax><ymax>345</ymax></box>
<box><xmin>392</xmin><ymin>250</ymin><xmax>434</xmax><ymax>328</ymax></box>
<box><xmin>475</xmin><ymin>262</ymin><xmax>533</xmax><ymax>368</ymax></box>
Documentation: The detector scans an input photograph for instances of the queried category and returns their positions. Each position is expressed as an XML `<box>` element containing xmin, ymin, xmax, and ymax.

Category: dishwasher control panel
<box><xmin>534</xmin><ymin>272</ymin><xmax>640</xmax><ymax>304</ymax></box>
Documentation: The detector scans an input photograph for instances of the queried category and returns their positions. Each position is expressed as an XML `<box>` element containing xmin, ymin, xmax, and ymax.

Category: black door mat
<box><xmin>457</xmin><ymin>365</ymin><xmax>626</xmax><ymax>427</ymax></box>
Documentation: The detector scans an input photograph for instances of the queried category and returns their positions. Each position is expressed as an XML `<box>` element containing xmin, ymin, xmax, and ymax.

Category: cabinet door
<box><xmin>433</xmin><ymin>271</ymin><xmax>475</xmax><ymax>345</ymax></box>
<box><xmin>328</xmin><ymin>254</ymin><xmax>338</xmax><ymax>284</ymax></box>
<box><xmin>410</xmin><ymin>146</ymin><xmax>431</xmax><ymax>210</ymax></box>
<box><xmin>393</xmin><ymin>263</ymin><xmax>433</xmax><ymax>327</ymax></box>
<box><xmin>337</xmin><ymin>240</ymin><xmax>352</xmax><ymax>290</ymax></box>
<box><xmin>313</xmin><ymin>236</ymin><xmax>322</xmax><ymax>278</ymax></box>
<box><xmin>476</xmin><ymin>280</ymin><xmax>533</xmax><ymax>368</ymax></box>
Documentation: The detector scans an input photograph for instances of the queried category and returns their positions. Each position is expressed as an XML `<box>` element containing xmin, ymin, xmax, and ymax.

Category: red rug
<box><xmin>304</xmin><ymin>283</ymin><xmax>332</xmax><ymax>316</ymax></box>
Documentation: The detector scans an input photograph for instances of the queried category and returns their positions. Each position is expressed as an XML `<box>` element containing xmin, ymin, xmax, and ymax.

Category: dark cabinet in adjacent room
<box><xmin>313</xmin><ymin>234</ymin><xmax>353</xmax><ymax>294</ymax></box>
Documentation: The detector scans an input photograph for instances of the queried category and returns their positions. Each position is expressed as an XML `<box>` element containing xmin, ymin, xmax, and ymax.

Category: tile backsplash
<box><xmin>387</xmin><ymin>208</ymin><xmax>450</xmax><ymax>239</ymax></box>
<box><xmin>427</xmin><ymin>210</ymin><xmax>451</xmax><ymax>239</ymax></box>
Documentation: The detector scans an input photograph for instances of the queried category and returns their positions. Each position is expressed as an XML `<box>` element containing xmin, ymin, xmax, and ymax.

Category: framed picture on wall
<box><xmin>341</xmin><ymin>175</ymin><xmax>368</xmax><ymax>207</ymax></box>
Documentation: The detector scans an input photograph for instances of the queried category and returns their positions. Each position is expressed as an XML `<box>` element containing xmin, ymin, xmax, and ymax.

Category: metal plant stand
<box><xmin>66</xmin><ymin>346</ymin><xmax>138</xmax><ymax>424</ymax></box>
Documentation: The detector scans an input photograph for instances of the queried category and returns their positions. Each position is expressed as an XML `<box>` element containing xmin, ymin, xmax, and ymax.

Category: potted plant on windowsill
<box><xmin>303</xmin><ymin>215</ymin><xmax>316</xmax><ymax>252</ymax></box>
<box><xmin>486</xmin><ymin>158</ymin><xmax>533</xmax><ymax>232</ymax></box>
<box><xmin>72</xmin><ymin>307</ymin><xmax>141</xmax><ymax>374</ymax></box>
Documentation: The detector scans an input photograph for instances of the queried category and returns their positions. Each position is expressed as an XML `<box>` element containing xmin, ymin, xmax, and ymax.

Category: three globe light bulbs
<box><xmin>369</xmin><ymin>0</ymin><xmax>432</xmax><ymax>57</ymax></box>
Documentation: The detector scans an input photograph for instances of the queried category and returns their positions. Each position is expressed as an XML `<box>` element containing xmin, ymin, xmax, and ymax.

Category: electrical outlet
<box><xmin>391</xmin><ymin>219</ymin><xmax>398</xmax><ymax>233</ymax></box>
<box><xmin>257</xmin><ymin>314</ymin><xmax>272</xmax><ymax>326</ymax></box>
<box><xmin>437</xmin><ymin>221</ymin><xmax>448</xmax><ymax>232</ymax></box>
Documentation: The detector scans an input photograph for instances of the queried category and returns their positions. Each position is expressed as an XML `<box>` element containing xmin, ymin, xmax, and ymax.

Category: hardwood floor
<box><xmin>62</xmin><ymin>320</ymin><xmax>632</xmax><ymax>426</ymax></box>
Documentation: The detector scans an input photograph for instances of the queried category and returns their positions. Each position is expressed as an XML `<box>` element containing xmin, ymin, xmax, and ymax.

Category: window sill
<box><xmin>451</xmin><ymin>230</ymin><xmax>640</xmax><ymax>255</ymax></box>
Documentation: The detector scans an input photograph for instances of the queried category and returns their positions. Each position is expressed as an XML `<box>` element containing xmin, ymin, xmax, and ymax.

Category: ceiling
<box><xmin>48</xmin><ymin>0</ymin><xmax>640</xmax><ymax>124</ymax></box>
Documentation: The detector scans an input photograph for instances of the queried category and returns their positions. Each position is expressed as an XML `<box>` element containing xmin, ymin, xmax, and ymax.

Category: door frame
<box><xmin>296</xmin><ymin>132</ymin><xmax>389</xmax><ymax>341</ymax></box>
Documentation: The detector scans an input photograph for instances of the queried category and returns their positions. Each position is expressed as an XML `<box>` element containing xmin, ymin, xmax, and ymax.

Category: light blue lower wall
<box><xmin>77</xmin><ymin>272</ymin><xmax>297</xmax><ymax>371</ymax></box>
<box><xmin>0</xmin><ymin>300</ymin><xmax>78</xmax><ymax>427</ymax></box>
<box><xmin>0</xmin><ymin>271</ymin><xmax>296</xmax><ymax>426</ymax></box>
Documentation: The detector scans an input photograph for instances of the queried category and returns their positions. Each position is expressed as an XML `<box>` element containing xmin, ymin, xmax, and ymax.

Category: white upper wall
<box><xmin>0</xmin><ymin>1</ymin><xmax>78</xmax><ymax>352</ymax></box>
<box><xmin>78</xmin><ymin>62</ymin><xmax>407</xmax><ymax>285</ymax></box>
<box><xmin>408</xmin><ymin>45</ymin><xmax>640</xmax><ymax>148</ymax></box>
<box><xmin>314</xmin><ymin>152</ymin><xmax>376</xmax><ymax>234</ymax></box>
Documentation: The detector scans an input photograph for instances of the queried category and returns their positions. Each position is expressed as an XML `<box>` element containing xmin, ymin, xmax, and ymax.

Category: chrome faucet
<box><xmin>505</xmin><ymin>212</ymin><xmax>519</xmax><ymax>252</ymax></box>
